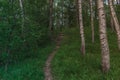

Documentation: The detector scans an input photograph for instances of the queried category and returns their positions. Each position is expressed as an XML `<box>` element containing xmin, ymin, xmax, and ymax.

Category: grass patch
<box><xmin>0</xmin><ymin>43</ymin><xmax>55</xmax><ymax>80</ymax></box>
<box><xmin>52</xmin><ymin>27</ymin><xmax>120</xmax><ymax>80</ymax></box>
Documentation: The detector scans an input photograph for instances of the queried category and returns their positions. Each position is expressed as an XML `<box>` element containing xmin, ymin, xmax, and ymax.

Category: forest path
<box><xmin>44</xmin><ymin>33</ymin><xmax>64</xmax><ymax>80</ymax></box>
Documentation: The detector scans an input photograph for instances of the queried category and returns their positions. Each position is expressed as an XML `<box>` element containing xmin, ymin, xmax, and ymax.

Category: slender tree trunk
<box><xmin>90</xmin><ymin>0</ymin><xmax>94</xmax><ymax>43</ymax></box>
<box><xmin>94</xmin><ymin>0</ymin><xmax>97</xmax><ymax>19</ymax></box>
<box><xmin>19</xmin><ymin>0</ymin><xmax>24</xmax><ymax>35</ymax></box>
<box><xmin>61</xmin><ymin>0</ymin><xmax>64</xmax><ymax>30</ymax></box>
<box><xmin>78</xmin><ymin>0</ymin><xmax>85</xmax><ymax>55</ymax></box>
<box><xmin>98</xmin><ymin>0</ymin><xmax>110</xmax><ymax>72</ymax></box>
<box><xmin>110</xmin><ymin>17</ymin><xmax>115</xmax><ymax>31</ymax></box>
<box><xmin>49</xmin><ymin>0</ymin><xmax>54</xmax><ymax>31</ymax></box>
<box><xmin>76</xmin><ymin>0</ymin><xmax>79</xmax><ymax>27</ymax></box>
<box><xmin>108</xmin><ymin>0</ymin><xmax>120</xmax><ymax>50</ymax></box>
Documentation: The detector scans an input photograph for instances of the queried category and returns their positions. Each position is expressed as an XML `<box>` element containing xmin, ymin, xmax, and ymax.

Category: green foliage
<box><xmin>0</xmin><ymin>44</ymin><xmax>55</xmax><ymax>80</ymax></box>
<box><xmin>0</xmin><ymin>0</ymin><xmax>50</xmax><ymax>64</ymax></box>
<box><xmin>0</xmin><ymin>0</ymin><xmax>120</xmax><ymax>79</ymax></box>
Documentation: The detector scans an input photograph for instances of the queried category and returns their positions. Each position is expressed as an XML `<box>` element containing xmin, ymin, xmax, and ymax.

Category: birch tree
<box><xmin>108</xmin><ymin>0</ymin><xmax>120</xmax><ymax>50</ymax></box>
<box><xmin>19</xmin><ymin>0</ymin><xmax>24</xmax><ymax>35</ymax></box>
<box><xmin>49</xmin><ymin>0</ymin><xmax>54</xmax><ymax>31</ymax></box>
<box><xmin>98</xmin><ymin>0</ymin><xmax>110</xmax><ymax>72</ymax></box>
<box><xmin>78</xmin><ymin>0</ymin><xmax>85</xmax><ymax>55</ymax></box>
<box><xmin>90</xmin><ymin>0</ymin><xmax>94</xmax><ymax>43</ymax></box>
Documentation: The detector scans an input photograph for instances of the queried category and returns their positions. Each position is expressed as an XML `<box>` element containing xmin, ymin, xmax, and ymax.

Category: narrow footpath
<box><xmin>44</xmin><ymin>33</ymin><xmax>64</xmax><ymax>80</ymax></box>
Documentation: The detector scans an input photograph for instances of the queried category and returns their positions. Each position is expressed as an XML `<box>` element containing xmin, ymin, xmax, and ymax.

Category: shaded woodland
<box><xmin>0</xmin><ymin>0</ymin><xmax>120</xmax><ymax>80</ymax></box>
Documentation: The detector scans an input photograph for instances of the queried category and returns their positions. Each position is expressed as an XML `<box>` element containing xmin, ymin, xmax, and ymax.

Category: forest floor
<box><xmin>44</xmin><ymin>33</ymin><xmax>64</xmax><ymax>80</ymax></box>
<box><xmin>0</xmin><ymin>27</ymin><xmax>120</xmax><ymax>80</ymax></box>
<box><xmin>51</xmin><ymin>27</ymin><xmax>120</xmax><ymax>80</ymax></box>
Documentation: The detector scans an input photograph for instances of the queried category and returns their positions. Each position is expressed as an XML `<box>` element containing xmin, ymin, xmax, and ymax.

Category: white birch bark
<box><xmin>108</xmin><ymin>0</ymin><xmax>120</xmax><ymax>50</ymax></box>
<box><xmin>90</xmin><ymin>0</ymin><xmax>94</xmax><ymax>43</ymax></box>
<box><xmin>78</xmin><ymin>0</ymin><xmax>85</xmax><ymax>55</ymax></box>
<box><xmin>98</xmin><ymin>0</ymin><xmax>110</xmax><ymax>72</ymax></box>
<box><xmin>19</xmin><ymin>0</ymin><xmax>24</xmax><ymax>35</ymax></box>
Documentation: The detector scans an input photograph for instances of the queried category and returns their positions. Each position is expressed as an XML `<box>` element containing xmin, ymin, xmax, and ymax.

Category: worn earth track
<box><xmin>44</xmin><ymin>33</ymin><xmax>64</xmax><ymax>80</ymax></box>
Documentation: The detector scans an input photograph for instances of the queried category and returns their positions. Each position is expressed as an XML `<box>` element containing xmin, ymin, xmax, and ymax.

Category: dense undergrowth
<box><xmin>52</xmin><ymin>27</ymin><xmax>120</xmax><ymax>80</ymax></box>
<box><xmin>0</xmin><ymin>43</ymin><xmax>55</xmax><ymax>80</ymax></box>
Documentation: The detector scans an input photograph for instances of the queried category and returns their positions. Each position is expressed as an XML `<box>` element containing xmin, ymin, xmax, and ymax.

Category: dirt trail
<box><xmin>44</xmin><ymin>33</ymin><xmax>64</xmax><ymax>80</ymax></box>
